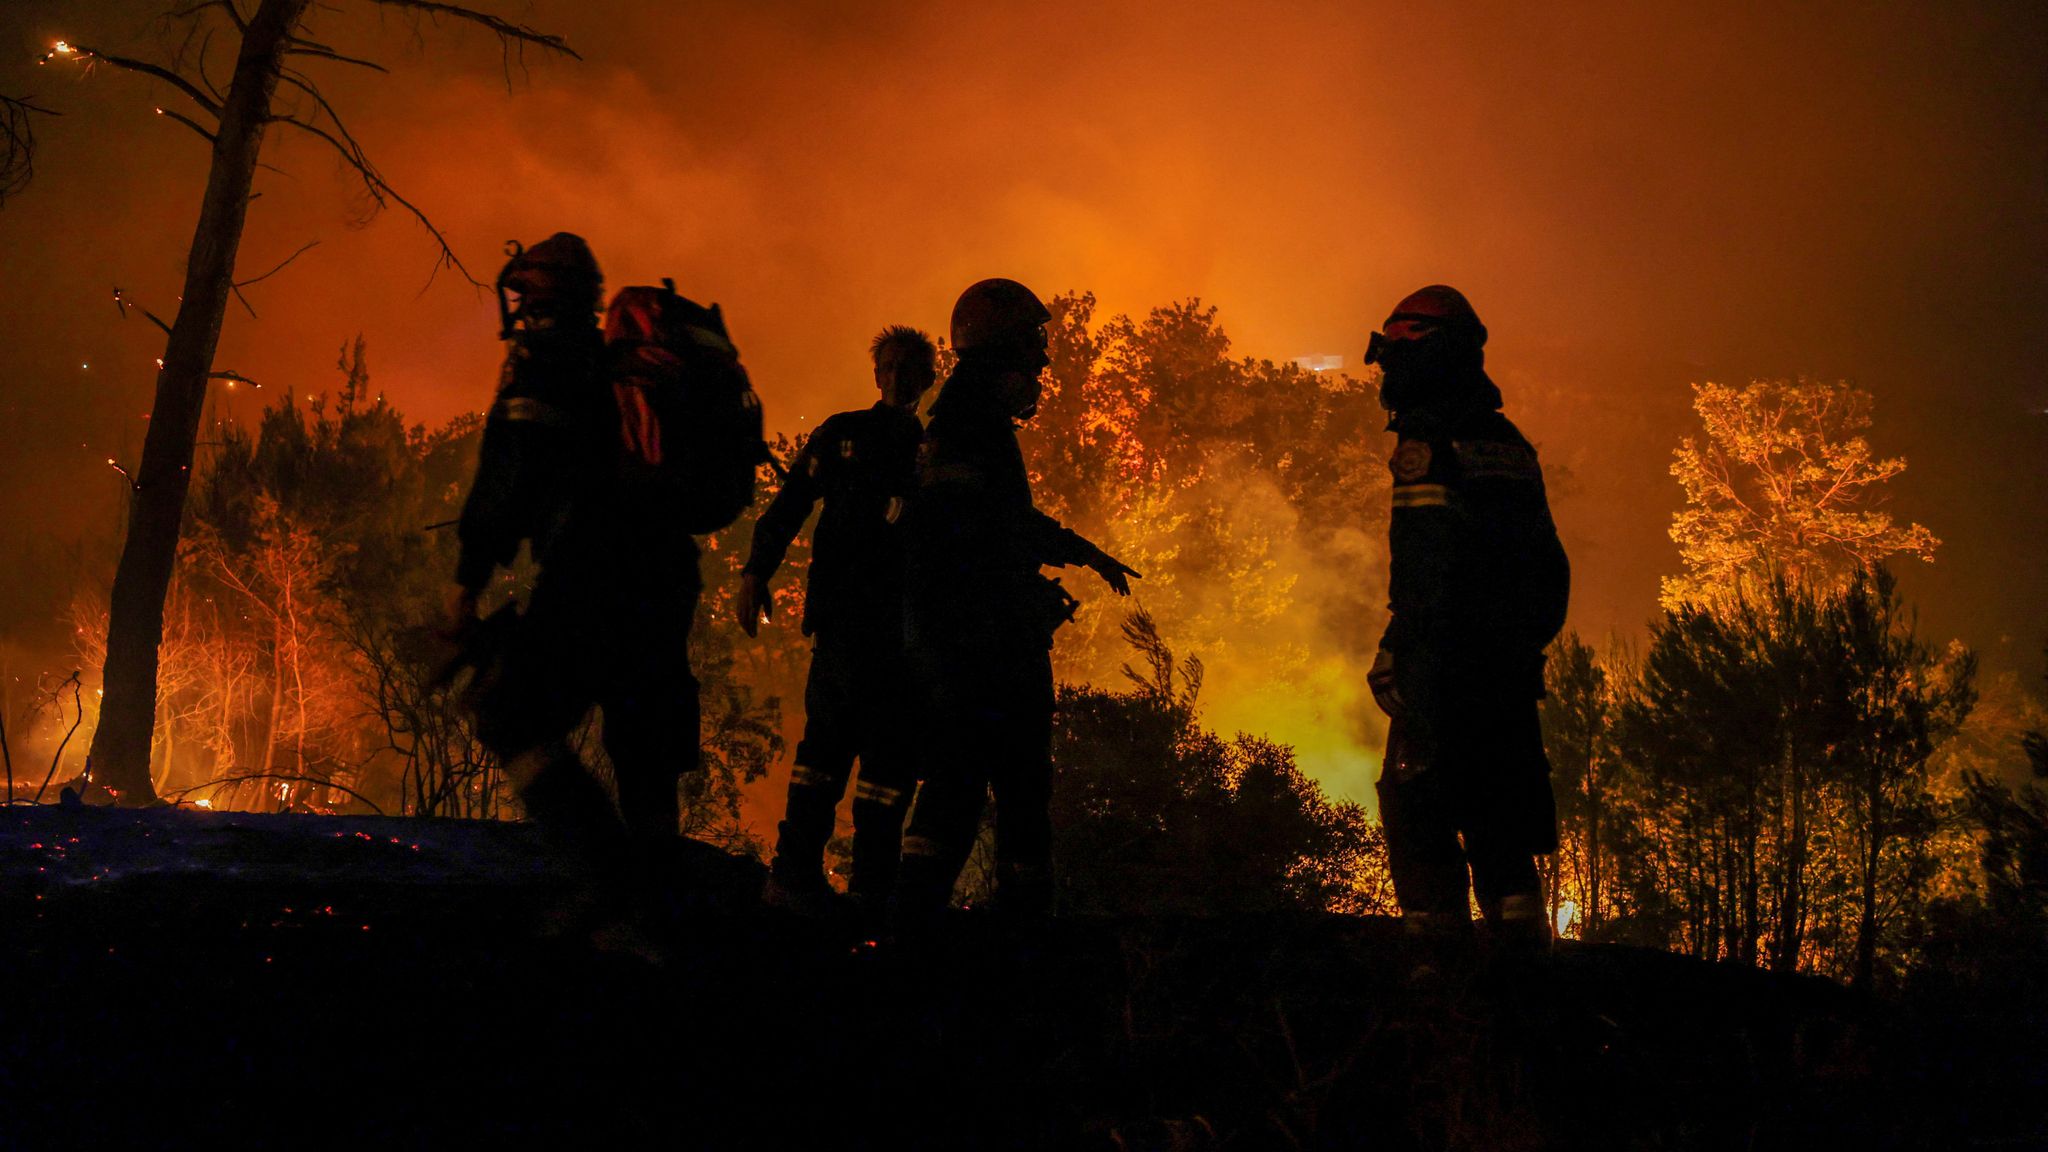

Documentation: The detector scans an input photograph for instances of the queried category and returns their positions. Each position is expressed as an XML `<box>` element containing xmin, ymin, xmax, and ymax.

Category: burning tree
<box><xmin>40</xmin><ymin>1</ymin><xmax>577</xmax><ymax>805</ymax></box>
<box><xmin>1023</xmin><ymin>293</ymin><xmax>1391</xmax><ymax>791</ymax></box>
<box><xmin>1663</xmin><ymin>378</ymin><xmax>1938</xmax><ymax>609</ymax></box>
<box><xmin>1539</xmin><ymin>633</ymin><xmax>1620</xmax><ymax>940</ymax></box>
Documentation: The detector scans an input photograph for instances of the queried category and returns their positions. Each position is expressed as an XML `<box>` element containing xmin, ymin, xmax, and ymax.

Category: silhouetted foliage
<box><xmin>1049</xmin><ymin>610</ymin><xmax>1393</xmax><ymax>916</ymax></box>
<box><xmin>1542</xmin><ymin>570</ymin><xmax>1975</xmax><ymax>986</ymax></box>
<box><xmin>1962</xmin><ymin>648</ymin><xmax>2048</xmax><ymax>932</ymax></box>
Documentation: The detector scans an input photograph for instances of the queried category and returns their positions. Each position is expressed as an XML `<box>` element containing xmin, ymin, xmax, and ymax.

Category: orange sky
<box><xmin>3</xmin><ymin>0</ymin><xmax>2045</xmax><ymax>677</ymax></box>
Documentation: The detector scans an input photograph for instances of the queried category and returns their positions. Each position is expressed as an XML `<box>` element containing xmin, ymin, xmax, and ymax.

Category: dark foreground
<box><xmin>0</xmin><ymin>806</ymin><xmax>2036</xmax><ymax>1150</ymax></box>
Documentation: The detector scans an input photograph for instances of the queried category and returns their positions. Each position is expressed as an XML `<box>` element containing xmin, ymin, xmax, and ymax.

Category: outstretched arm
<box><xmin>738</xmin><ymin>435</ymin><xmax>824</xmax><ymax>635</ymax></box>
<box><xmin>1022</xmin><ymin>508</ymin><xmax>1139</xmax><ymax>595</ymax></box>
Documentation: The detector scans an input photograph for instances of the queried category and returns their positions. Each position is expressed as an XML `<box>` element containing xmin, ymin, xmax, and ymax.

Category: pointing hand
<box><xmin>1089</xmin><ymin>551</ymin><xmax>1141</xmax><ymax>597</ymax></box>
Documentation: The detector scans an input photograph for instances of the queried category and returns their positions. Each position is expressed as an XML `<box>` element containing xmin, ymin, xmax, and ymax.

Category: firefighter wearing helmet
<box><xmin>894</xmin><ymin>278</ymin><xmax>1139</xmax><ymax>923</ymax></box>
<box><xmin>444</xmin><ymin>232</ymin><xmax>706</xmax><ymax>926</ymax></box>
<box><xmin>1364</xmin><ymin>285</ymin><xmax>1570</xmax><ymax>947</ymax></box>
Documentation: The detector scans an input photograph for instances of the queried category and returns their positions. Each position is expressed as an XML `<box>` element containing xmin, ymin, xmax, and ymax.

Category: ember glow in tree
<box><xmin>1663</xmin><ymin>379</ymin><xmax>1938</xmax><ymax>609</ymax></box>
<box><xmin>1023</xmin><ymin>292</ymin><xmax>1390</xmax><ymax>793</ymax></box>
<box><xmin>1540</xmin><ymin>632</ymin><xmax>1619</xmax><ymax>939</ymax></box>
<box><xmin>42</xmin><ymin>1</ymin><xmax>577</xmax><ymax>805</ymax></box>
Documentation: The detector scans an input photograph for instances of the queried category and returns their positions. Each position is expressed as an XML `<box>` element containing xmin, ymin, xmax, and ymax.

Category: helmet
<box><xmin>497</xmin><ymin>232</ymin><xmax>603</xmax><ymax>336</ymax></box>
<box><xmin>950</xmin><ymin>278</ymin><xmax>1051</xmax><ymax>357</ymax></box>
<box><xmin>1365</xmin><ymin>284</ymin><xmax>1486</xmax><ymax>366</ymax></box>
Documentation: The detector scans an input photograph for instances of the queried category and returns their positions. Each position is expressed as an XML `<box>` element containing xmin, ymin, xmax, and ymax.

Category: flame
<box><xmin>1555</xmin><ymin>899</ymin><xmax>1580</xmax><ymax>940</ymax></box>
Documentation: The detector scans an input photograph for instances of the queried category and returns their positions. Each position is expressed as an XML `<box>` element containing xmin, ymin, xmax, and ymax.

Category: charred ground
<box><xmin>3</xmin><ymin>804</ymin><xmax>2036</xmax><ymax>1150</ymax></box>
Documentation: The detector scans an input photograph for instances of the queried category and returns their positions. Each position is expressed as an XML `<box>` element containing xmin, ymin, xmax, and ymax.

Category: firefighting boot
<box><xmin>1488</xmin><ymin>892</ymin><xmax>1555</xmax><ymax>957</ymax></box>
<box><xmin>515</xmin><ymin>748</ymin><xmax>635</xmax><ymax>887</ymax></box>
<box><xmin>890</xmin><ymin>840</ymin><xmax>958</xmax><ymax>942</ymax></box>
<box><xmin>513</xmin><ymin>750</ymin><xmax>663</xmax><ymax>963</ymax></box>
<box><xmin>847</xmin><ymin>781</ymin><xmax>913</xmax><ymax>912</ymax></box>
<box><xmin>764</xmin><ymin>761</ymin><xmax>845</xmax><ymax>904</ymax></box>
<box><xmin>993</xmin><ymin>860</ymin><xmax>1054</xmax><ymax>921</ymax></box>
<box><xmin>1398</xmin><ymin>907</ymin><xmax>1476</xmax><ymax>990</ymax></box>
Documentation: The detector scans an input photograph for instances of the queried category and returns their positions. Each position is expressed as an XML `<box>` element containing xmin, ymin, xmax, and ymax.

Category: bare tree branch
<box><xmin>363</xmin><ymin>1</ymin><xmax>581</xmax><ymax>60</ymax></box>
<box><xmin>60</xmin><ymin>44</ymin><xmax>223</xmax><ymax>120</ymax></box>
<box><xmin>1</xmin><ymin>95</ymin><xmax>58</xmax><ymax>206</ymax></box>
<box><xmin>195</xmin><ymin>29</ymin><xmax>225</xmax><ymax>101</ymax></box>
<box><xmin>113</xmin><ymin>286</ymin><xmax>174</xmax><ymax>335</ymax></box>
<box><xmin>208</xmin><ymin>369</ymin><xmax>262</xmax><ymax>387</ymax></box>
<box><xmin>268</xmin><ymin>104</ymin><xmax>480</xmax><ymax>288</ymax></box>
<box><xmin>286</xmin><ymin>45</ymin><xmax>390</xmax><ymax>72</ymax></box>
<box><xmin>32</xmin><ymin>673</ymin><xmax>84</xmax><ymax>805</ymax></box>
<box><xmin>162</xmin><ymin>772</ymin><xmax>387</xmax><ymax>815</ymax></box>
<box><xmin>235</xmin><ymin>238</ymin><xmax>320</xmax><ymax>288</ymax></box>
<box><xmin>156</xmin><ymin>105</ymin><xmax>218</xmax><ymax>143</ymax></box>
<box><xmin>168</xmin><ymin>1</ymin><xmax>249</xmax><ymax>34</ymax></box>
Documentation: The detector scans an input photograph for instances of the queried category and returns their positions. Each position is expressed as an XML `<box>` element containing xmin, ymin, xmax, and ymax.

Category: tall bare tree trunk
<box><xmin>1586</xmin><ymin>761</ymin><xmax>1603</xmax><ymax>938</ymax></box>
<box><xmin>1772</xmin><ymin>735</ymin><xmax>1808</xmax><ymax>972</ymax></box>
<box><xmin>85</xmin><ymin>0</ymin><xmax>312</xmax><ymax>804</ymax></box>
<box><xmin>1855</xmin><ymin>763</ymin><xmax>1885</xmax><ymax>989</ymax></box>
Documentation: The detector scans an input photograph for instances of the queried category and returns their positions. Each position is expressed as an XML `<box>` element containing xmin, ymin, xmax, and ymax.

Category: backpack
<box><xmin>603</xmin><ymin>279</ymin><xmax>767</xmax><ymax>534</ymax></box>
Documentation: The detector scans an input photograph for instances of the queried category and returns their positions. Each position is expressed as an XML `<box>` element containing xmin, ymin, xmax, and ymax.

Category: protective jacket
<box><xmin>904</xmin><ymin>360</ymin><xmax>1098</xmax><ymax>652</ymax></box>
<box><xmin>454</xmin><ymin>326</ymin><xmax>616</xmax><ymax>591</ymax></box>
<box><xmin>744</xmin><ymin>402</ymin><xmax>923</xmax><ymax>640</ymax></box>
<box><xmin>1378</xmin><ymin>375</ymin><xmax>1569</xmax><ymax>708</ymax></box>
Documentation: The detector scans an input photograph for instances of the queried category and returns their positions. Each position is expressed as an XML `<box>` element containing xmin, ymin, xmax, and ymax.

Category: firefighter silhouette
<box><xmin>1364</xmin><ymin>285</ymin><xmax>1570</xmax><ymax>945</ymax></box>
<box><xmin>894</xmin><ymin>279</ymin><xmax>1139</xmax><ymax>922</ymax></box>
<box><xmin>740</xmin><ymin>325</ymin><xmax>937</xmax><ymax>912</ymax></box>
<box><xmin>445</xmin><ymin>233</ymin><xmax>702</xmax><ymax>889</ymax></box>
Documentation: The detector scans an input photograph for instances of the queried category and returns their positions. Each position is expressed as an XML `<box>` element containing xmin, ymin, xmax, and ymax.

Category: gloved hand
<box><xmin>1368</xmin><ymin>648</ymin><xmax>1403</xmax><ymax>717</ymax></box>
<box><xmin>1083</xmin><ymin>543</ymin><xmax>1141</xmax><ymax>596</ymax></box>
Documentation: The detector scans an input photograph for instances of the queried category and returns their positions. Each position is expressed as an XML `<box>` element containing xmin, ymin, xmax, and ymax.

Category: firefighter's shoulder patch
<box><xmin>1390</xmin><ymin>439</ymin><xmax>1434</xmax><ymax>483</ymax></box>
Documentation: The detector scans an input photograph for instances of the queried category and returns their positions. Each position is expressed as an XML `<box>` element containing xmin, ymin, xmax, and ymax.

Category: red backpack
<box><xmin>603</xmin><ymin>279</ymin><xmax>767</xmax><ymax>533</ymax></box>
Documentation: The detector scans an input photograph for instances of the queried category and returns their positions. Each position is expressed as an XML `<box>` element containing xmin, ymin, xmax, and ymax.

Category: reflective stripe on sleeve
<box><xmin>853</xmin><ymin>780</ymin><xmax>906</xmax><ymax>807</ymax></box>
<box><xmin>1390</xmin><ymin>484</ymin><xmax>1451</xmax><ymax>508</ymax></box>
<box><xmin>789</xmin><ymin>765</ymin><xmax>834</xmax><ymax>789</ymax></box>
<box><xmin>492</xmin><ymin>397</ymin><xmax>570</xmax><ymax>427</ymax></box>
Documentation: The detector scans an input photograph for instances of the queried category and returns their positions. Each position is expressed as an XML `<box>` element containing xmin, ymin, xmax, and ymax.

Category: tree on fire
<box><xmin>1662</xmin><ymin>378</ymin><xmax>1940</xmax><ymax>610</ymax></box>
<box><xmin>67</xmin><ymin>342</ymin><xmax>781</xmax><ymax>846</ymax></box>
<box><xmin>1539</xmin><ymin>380</ymin><xmax>1981</xmax><ymax>987</ymax></box>
<box><xmin>39</xmin><ymin>1</ymin><xmax>578</xmax><ymax>806</ymax></box>
<box><xmin>1969</xmin><ymin>668</ymin><xmax>2048</xmax><ymax>931</ymax></box>
<box><xmin>1025</xmin><ymin>291</ymin><xmax>1390</xmax><ymax>743</ymax></box>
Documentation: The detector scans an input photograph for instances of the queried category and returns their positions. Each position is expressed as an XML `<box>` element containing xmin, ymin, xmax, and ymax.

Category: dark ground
<box><xmin>0</xmin><ymin>805</ymin><xmax>2039</xmax><ymax>1151</ymax></box>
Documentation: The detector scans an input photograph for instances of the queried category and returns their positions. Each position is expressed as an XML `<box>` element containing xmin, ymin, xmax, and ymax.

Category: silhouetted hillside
<box><xmin>2</xmin><ymin>805</ymin><xmax>2038</xmax><ymax>1150</ymax></box>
